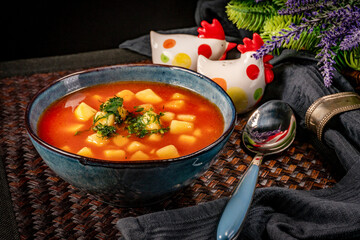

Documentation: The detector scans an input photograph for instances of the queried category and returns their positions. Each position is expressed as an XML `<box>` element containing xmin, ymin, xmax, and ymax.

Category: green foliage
<box><xmin>226</xmin><ymin>0</ymin><xmax>281</xmax><ymax>32</ymax></box>
<box><xmin>88</xmin><ymin>99</ymin><xmax>170</xmax><ymax>139</ymax></box>
<box><xmin>99</xmin><ymin>96</ymin><xmax>125</xmax><ymax>124</ymax></box>
<box><xmin>272</xmin><ymin>0</ymin><xmax>288</xmax><ymax>6</ymax></box>
<box><xmin>92</xmin><ymin>123</ymin><xmax>117</xmax><ymax>139</ymax></box>
<box><xmin>226</xmin><ymin>0</ymin><xmax>359</xmax><ymax>72</ymax></box>
<box><xmin>335</xmin><ymin>47</ymin><xmax>360</xmax><ymax>71</ymax></box>
<box><xmin>261</xmin><ymin>15</ymin><xmax>320</xmax><ymax>53</ymax></box>
<box><xmin>125</xmin><ymin>108</ymin><xmax>169</xmax><ymax>138</ymax></box>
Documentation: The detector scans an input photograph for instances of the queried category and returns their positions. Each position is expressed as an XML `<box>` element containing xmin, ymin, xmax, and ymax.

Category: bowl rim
<box><xmin>25</xmin><ymin>63</ymin><xmax>236</xmax><ymax>167</ymax></box>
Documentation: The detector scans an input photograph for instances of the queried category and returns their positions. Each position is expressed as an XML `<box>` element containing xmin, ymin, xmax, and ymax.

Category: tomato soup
<box><xmin>38</xmin><ymin>81</ymin><xmax>224</xmax><ymax>161</ymax></box>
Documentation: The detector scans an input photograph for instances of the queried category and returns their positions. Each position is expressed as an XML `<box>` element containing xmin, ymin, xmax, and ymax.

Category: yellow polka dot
<box><xmin>172</xmin><ymin>53</ymin><xmax>192</xmax><ymax>69</ymax></box>
<box><xmin>227</xmin><ymin>87</ymin><xmax>248</xmax><ymax>113</ymax></box>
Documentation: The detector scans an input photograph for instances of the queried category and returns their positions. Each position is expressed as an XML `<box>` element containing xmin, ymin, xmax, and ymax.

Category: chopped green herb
<box><xmin>134</xmin><ymin>106</ymin><xmax>144</xmax><ymax>112</ymax></box>
<box><xmin>90</xmin><ymin>96</ymin><xmax>169</xmax><ymax>139</ymax></box>
<box><xmin>100</xmin><ymin>96</ymin><xmax>123</xmax><ymax>113</ymax></box>
<box><xmin>91</xmin><ymin>96</ymin><xmax>127</xmax><ymax>138</ymax></box>
<box><xmin>99</xmin><ymin>96</ymin><xmax>126</xmax><ymax>124</ymax></box>
<box><xmin>125</xmin><ymin>109</ymin><xmax>169</xmax><ymax>138</ymax></box>
<box><xmin>74</xmin><ymin>128</ymin><xmax>90</xmax><ymax>136</ymax></box>
<box><xmin>92</xmin><ymin>123</ymin><xmax>117</xmax><ymax>139</ymax></box>
<box><xmin>93</xmin><ymin>112</ymin><xmax>108</xmax><ymax>125</ymax></box>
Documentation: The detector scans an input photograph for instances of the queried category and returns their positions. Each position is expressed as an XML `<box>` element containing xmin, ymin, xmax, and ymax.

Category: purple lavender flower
<box><xmin>340</xmin><ymin>26</ymin><xmax>360</xmax><ymax>51</ymax></box>
<box><xmin>253</xmin><ymin>0</ymin><xmax>360</xmax><ymax>87</ymax></box>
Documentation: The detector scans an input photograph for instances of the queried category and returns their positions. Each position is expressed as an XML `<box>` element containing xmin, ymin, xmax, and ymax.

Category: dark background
<box><xmin>1</xmin><ymin>0</ymin><xmax>198</xmax><ymax>62</ymax></box>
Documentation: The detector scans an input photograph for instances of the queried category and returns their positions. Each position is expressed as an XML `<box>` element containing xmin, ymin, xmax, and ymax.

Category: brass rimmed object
<box><xmin>305</xmin><ymin>92</ymin><xmax>360</xmax><ymax>140</ymax></box>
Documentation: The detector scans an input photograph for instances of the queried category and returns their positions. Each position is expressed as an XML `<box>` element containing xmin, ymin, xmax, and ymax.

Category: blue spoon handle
<box><xmin>216</xmin><ymin>154</ymin><xmax>263</xmax><ymax>240</ymax></box>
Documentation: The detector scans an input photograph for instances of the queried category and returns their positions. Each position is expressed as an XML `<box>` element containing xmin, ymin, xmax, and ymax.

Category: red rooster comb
<box><xmin>237</xmin><ymin>33</ymin><xmax>264</xmax><ymax>53</ymax></box>
<box><xmin>197</xmin><ymin>19</ymin><xmax>225</xmax><ymax>40</ymax></box>
<box><xmin>238</xmin><ymin>33</ymin><xmax>275</xmax><ymax>84</ymax></box>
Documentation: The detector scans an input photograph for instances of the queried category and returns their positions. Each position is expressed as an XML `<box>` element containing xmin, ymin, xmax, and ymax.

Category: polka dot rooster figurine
<box><xmin>197</xmin><ymin>33</ymin><xmax>274</xmax><ymax>114</ymax></box>
<box><xmin>150</xmin><ymin>19</ymin><xmax>237</xmax><ymax>71</ymax></box>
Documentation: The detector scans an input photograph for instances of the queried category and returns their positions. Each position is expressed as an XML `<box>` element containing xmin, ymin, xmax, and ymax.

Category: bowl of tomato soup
<box><xmin>25</xmin><ymin>64</ymin><xmax>236</xmax><ymax>206</ymax></box>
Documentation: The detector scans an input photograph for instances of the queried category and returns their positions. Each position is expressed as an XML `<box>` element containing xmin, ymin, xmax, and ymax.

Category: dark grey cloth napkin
<box><xmin>117</xmin><ymin>1</ymin><xmax>360</xmax><ymax>239</ymax></box>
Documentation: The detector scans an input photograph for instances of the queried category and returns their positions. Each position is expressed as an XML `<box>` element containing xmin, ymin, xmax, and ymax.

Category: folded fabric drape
<box><xmin>117</xmin><ymin>1</ymin><xmax>360</xmax><ymax>239</ymax></box>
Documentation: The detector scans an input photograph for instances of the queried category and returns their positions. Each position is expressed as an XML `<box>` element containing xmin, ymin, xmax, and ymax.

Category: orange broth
<box><xmin>38</xmin><ymin>81</ymin><xmax>224</xmax><ymax>161</ymax></box>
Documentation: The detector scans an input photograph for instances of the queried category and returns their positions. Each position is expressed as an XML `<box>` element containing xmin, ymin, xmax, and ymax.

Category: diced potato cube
<box><xmin>171</xmin><ymin>93</ymin><xmax>188</xmax><ymax>100</ymax></box>
<box><xmin>198</xmin><ymin>104</ymin><xmax>210</xmax><ymax>112</ymax></box>
<box><xmin>204</xmin><ymin>127</ymin><xmax>215</xmax><ymax>134</ymax></box>
<box><xmin>74</xmin><ymin>102</ymin><xmax>96</xmax><ymax>121</ymax></box>
<box><xmin>101</xmin><ymin>98</ymin><xmax>128</xmax><ymax>122</ymax></box>
<box><xmin>148</xmin><ymin>133</ymin><xmax>162</xmax><ymax>142</ymax></box>
<box><xmin>77</xmin><ymin>147</ymin><xmax>93</xmax><ymax>157</ymax></box>
<box><xmin>94</xmin><ymin>111</ymin><xmax>115</xmax><ymax>126</ymax></box>
<box><xmin>86</xmin><ymin>133</ymin><xmax>109</xmax><ymax>146</ymax></box>
<box><xmin>92</xmin><ymin>94</ymin><xmax>104</xmax><ymax>102</ymax></box>
<box><xmin>61</xmin><ymin>145</ymin><xmax>71</xmax><ymax>152</ymax></box>
<box><xmin>164</xmin><ymin>100</ymin><xmax>185</xmax><ymax>110</ymax></box>
<box><xmin>146</xmin><ymin>122</ymin><xmax>161</xmax><ymax>130</ymax></box>
<box><xmin>138</xmin><ymin>103</ymin><xmax>154</xmax><ymax>112</ymax></box>
<box><xmin>104</xmin><ymin>150</ymin><xmax>126</xmax><ymax>160</ymax></box>
<box><xmin>105</xmin><ymin>113</ymin><xmax>115</xmax><ymax>126</ymax></box>
<box><xmin>135</xmin><ymin>89</ymin><xmax>163</xmax><ymax>104</ymax></box>
<box><xmin>131</xmin><ymin>151</ymin><xmax>150</xmax><ymax>160</ymax></box>
<box><xmin>193</xmin><ymin>128</ymin><xmax>202</xmax><ymax>137</ymax></box>
<box><xmin>177</xmin><ymin>114</ymin><xmax>196</xmax><ymax>122</ymax></box>
<box><xmin>113</xmin><ymin>135</ymin><xmax>129</xmax><ymax>147</ymax></box>
<box><xmin>116</xmin><ymin>90</ymin><xmax>135</xmax><ymax>101</ymax></box>
<box><xmin>118</xmin><ymin>106</ymin><xmax>128</xmax><ymax>121</ymax></box>
<box><xmin>141</xmin><ymin>111</ymin><xmax>161</xmax><ymax>130</ymax></box>
<box><xmin>142</xmin><ymin>110</ymin><xmax>156</xmax><ymax>122</ymax></box>
<box><xmin>66</xmin><ymin>124</ymin><xmax>85</xmax><ymax>133</ymax></box>
<box><xmin>127</xmin><ymin>141</ymin><xmax>147</xmax><ymax>152</ymax></box>
<box><xmin>178</xmin><ymin>135</ymin><xmax>196</xmax><ymax>145</ymax></box>
<box><xmin>170</xmin><ymin>120</ymin><xmax>194</xmax><ymax>134</ymax></box>
<box><xmin>160</xmin><ymin>112</ymin><xmax>175</xmax><ymax>122</ymax></box>
<box><xmin>156</xmin><ymin>145</ymin><xmax>180</xmax><ymax>159</ymax></box>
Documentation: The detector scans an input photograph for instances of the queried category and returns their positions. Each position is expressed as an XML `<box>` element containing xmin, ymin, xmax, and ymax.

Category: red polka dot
<box><xmin>246</xmin><ymin>64</ymin><xmax>260</xmax><ymax>80</ymax></box>
<box><xmin>198</xmin><ymin>44</ymin><xmax>212</xmax><ymax>58</ymax></box>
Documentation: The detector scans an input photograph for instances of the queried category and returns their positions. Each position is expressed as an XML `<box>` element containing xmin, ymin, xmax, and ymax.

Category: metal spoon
<box><xmin>217</xmin><ymin>100</ymin><xmax>296</xmax><ymax>240</ymax></box>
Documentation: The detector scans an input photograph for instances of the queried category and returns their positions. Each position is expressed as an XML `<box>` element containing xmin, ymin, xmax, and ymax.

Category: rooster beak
<box><xmin>220</xmin><ymin>42</ymin><xmax>237</xmax><ymax>60</ymax></box>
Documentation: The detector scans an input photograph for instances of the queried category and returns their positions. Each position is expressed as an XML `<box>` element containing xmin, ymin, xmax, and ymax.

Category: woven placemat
<box><xmin>0</xmin><ymin>68</ymin><xmax>337</xmax><ymax>239</ymax></box>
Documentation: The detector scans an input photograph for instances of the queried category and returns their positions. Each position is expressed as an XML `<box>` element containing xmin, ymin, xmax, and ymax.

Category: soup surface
<box><xmin>38</xmin><ymin>81</ymin><xmax>224</xmax><ymax>161</ymax></box>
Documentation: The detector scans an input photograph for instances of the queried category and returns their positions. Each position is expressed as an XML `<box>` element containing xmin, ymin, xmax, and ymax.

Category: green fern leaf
<box><xmin>261</xmin><ymin>15</ymin><xmax>320</xmax><ymax>52</ymax></box>
<box><xmin>226</xmin><ymin>0</ymin><xmax>279</xmax><ymax>32</ymax></box>
<box><xmin>272</xmin><ymin>0</ymin><xmax>287</xmax><ymax>7</ymax></box>
<box><xmin>337</xmin><ymin>47</ymin><xmax>360</xmax><ymax>71</ymax></box>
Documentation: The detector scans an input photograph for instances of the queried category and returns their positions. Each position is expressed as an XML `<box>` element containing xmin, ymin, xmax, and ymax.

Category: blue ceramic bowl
<box><xmin>25</xmin><ymin>64</ymin><xmax>236</xmax><ymax>207</ymax></box>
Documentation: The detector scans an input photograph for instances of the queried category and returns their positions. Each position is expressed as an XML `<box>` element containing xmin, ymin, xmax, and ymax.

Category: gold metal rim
<box><xmin>305</xmin><ymin>92</ymin><xmax>360</xmax><ymax>140</ymax></box>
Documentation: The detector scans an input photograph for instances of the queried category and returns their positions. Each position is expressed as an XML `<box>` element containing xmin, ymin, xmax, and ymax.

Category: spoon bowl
<box><xmin>217</xmin><ymin>100</ymin><xmax>296</xmax><ymax>240</ymax></box>
<box><xmin>242</xmin><ymin>100</ymin><xmax>296</xmax><ymax>151</ymax></box>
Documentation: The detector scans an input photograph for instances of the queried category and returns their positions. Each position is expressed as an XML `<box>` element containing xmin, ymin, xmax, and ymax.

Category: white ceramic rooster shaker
<box><xmin>197</xmin><ymin>33</ymin><xmax>274</xmax><ymax>114</ymax></box>
<box><xmin>150</xmin><ymin>19</ymin><xmax>237</xmax><ymax>71</ymax></box>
